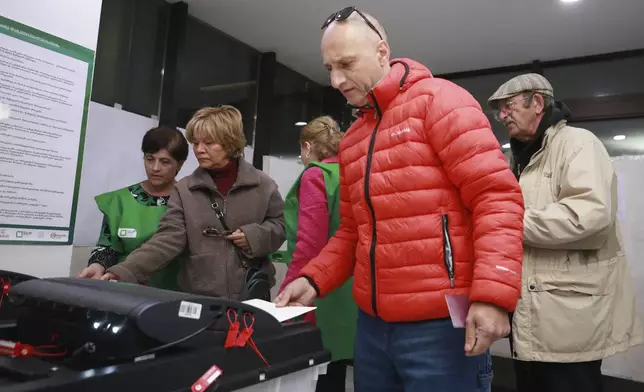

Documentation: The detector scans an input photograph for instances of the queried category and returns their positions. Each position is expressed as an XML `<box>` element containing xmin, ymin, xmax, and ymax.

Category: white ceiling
<box><xmin>181</xmin><ymin>0</ymin><xmax>644</xmax><ymax>85</ymax></box>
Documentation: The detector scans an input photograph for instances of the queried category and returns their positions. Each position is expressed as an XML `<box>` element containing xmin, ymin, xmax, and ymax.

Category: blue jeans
<box><xmin>354</xmin><ymin>311</ymin><xmax>493</xmax><ymax>392</ymax></box>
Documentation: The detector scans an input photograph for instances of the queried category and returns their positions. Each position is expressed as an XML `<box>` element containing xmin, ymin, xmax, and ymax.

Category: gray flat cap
<box><xmin>488</xmin><ymin>73</ymin><xmax>554</xmax><ymax>107</ymax></box>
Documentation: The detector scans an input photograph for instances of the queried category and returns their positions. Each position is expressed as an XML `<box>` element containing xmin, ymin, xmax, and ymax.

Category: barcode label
<box><xmin>178</xmin><ymin>301</ymin><xmax>202</xmax><ymax>320</ymax></box>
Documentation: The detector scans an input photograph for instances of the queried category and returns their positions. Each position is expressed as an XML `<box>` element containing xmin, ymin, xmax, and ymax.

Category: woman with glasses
<box><xmin>90</xmin><ymin>106</ymin><xmax>285</xmax><ymax>301</ymax></box>
<box><xmin>279</xmin><ymin>116</ymin><xmax>357</xmax><ymax>392</ymax></box>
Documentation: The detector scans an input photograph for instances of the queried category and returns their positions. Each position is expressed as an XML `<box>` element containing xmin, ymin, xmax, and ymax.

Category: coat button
<box><xmin>529</xmin><ymin>284</ymin><xmax>536</xmax><ymax>291</ymax></box>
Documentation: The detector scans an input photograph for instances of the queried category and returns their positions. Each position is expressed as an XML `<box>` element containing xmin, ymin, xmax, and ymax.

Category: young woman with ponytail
<box><xmin>279</xmin><ymin>116</ymin><xmax>357</xmax><ymax>392</ymax></box>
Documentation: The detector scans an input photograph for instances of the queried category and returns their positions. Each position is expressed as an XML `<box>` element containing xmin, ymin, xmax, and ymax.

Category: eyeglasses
<box><xmin>493</xmin><ymin>93</ymin><xmax>535</xmax><ymax>123</ymax></box>
<box><xmin>321</xmin><ymin>6</ymin><xmax>383</xmax><ymax>41</ymax></box>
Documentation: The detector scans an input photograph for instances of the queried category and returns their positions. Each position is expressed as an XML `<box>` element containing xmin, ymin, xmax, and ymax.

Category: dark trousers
<box><xmin>514</xmin><ymin>359</ymin><xmax>603</xmax><ymax>392</ymax></box>
<box><xmin>352</xmin><ymin>310</ymin><xmax>493</xmax><ymax>392</ymax></box>
<box><xmin>316</xmin><ymin>361</ymin><xmax>349</xmax><ymax>392</ymax></box>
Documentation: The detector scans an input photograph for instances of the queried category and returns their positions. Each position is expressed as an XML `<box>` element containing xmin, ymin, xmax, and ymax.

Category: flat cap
<box><xmin>488</xmin><ymin>73</ymin><xmax>553</xmax><ymax>107</ymax></box>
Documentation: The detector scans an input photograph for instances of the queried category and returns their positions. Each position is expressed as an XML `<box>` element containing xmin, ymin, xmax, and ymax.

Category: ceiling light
<box><xmin>560</xmin><ymin>0</ymin><xmax>580</xmax><ymax>3</ymax></box>
<box><xmin>295</xmin><ymin>121</ymin><xmax>307</xmax><ymax>126</ymax></box>
<box><xmin>613</xmin><ymin>135</ymin><xmax>626</xmax><ymax>141</ymax></box>
<box><xmin>502</xmin><ymin>143</ymin><xmax>511</xmax><ymax>149</ymax></box>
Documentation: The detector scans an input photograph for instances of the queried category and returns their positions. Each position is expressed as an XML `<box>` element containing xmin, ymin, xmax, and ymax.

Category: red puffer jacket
<box><xmin>301</xmin><ymin>59</ymin><xmax>525</xmax><ymax>322</ymax></box>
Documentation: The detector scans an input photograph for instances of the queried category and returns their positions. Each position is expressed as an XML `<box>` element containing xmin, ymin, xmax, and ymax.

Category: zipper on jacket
<box><xmin>441</xmin><ymin>214</ymin><xmax>455</xmax><ymax>288</ymax></box>
<box><xmin>365</xmin><ymin>91</ymin><xmax>382</xmax><ymax>316</ymax></box>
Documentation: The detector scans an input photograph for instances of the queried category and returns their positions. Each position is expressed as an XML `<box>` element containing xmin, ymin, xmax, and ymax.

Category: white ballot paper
<box><xmin>242</xmin><ymin>299</ymin><xmax>316</xmax><ymax>322</ymax></box>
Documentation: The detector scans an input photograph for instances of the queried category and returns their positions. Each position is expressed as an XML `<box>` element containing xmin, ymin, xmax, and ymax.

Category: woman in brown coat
<box><xmin>96</xmin><ymin>106</ymin><xmax>284</xmax><ymax>300</ymax></box>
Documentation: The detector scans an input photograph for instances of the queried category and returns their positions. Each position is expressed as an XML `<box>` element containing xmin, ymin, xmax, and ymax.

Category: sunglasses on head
<box><xmin>321</xmin><ymin>6</ymin><xmax>383</xmax><ymax>41</ymax></box>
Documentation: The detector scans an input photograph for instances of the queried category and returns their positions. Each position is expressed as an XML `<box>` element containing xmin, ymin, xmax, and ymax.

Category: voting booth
<box><xmin>0</xmin><ymin>272</ymin><xmax>329</xmax><ymax>391</ymax></box>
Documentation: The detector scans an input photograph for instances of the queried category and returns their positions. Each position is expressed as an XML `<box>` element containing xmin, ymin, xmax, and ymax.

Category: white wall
<box><xmin>262</xmin><ymin>156</ymin><xmax>303</xmax><ymax>251</ymax></box>
<box><xmin>262</xmin><ymin>156</ymin><xmax>304</xmax><ymax>199</ymax></box>
<box><xmin>0</xmin><ymin>0</ymin><xmax>103</xmax><ymax>278</ymax></box>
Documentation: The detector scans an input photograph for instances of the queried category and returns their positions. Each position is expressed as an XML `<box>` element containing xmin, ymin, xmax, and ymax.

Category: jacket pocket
<box><xmin>184</xmin><ymin>252</ymin><xmax>231</xmax><ymax>298</ymax></box>
<box><xmin>528</xmin><ymin>255</ymin><xmax>617</xmax><ymax>355</ymax></box>
<box><xmin>441</xmin><ymin>214</ymin><xmax>455</xmax><ymax>288</ymax></box>
<box><xmin>533</xmin><ymin>252</ymin><xmax>615</xmax><ymax>295</ymax></box>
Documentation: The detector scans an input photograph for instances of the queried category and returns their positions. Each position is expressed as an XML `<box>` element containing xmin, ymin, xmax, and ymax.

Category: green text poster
<box><xmin>0</xmin><ymin>15</ymin><xmax>94</xmax><ymax>245</ymax></box>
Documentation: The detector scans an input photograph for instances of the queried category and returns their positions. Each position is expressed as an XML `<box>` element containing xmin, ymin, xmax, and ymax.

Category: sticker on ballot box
<box><xmin>192</xmin><ymin>365</ymin><xmax>223</xmax><ymax>392</ymax></box>
<box><xmin>178</xmin><ymin>301</ymin><xmax>202</xmax><ymax>320</ymax></box>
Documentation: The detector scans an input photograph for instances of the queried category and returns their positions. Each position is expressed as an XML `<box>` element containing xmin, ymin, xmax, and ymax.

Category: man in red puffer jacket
<box><xmin>276</xmin><ymin>7</ymin><xmax>524</xmax><ymax>392</ymax></box>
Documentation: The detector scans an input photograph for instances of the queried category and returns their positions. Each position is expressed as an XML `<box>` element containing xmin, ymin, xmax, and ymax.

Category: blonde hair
<box><xmin>300</xmin><ymin>116</ymin><xmax>344</xmax><ymax>160</ymax></box>
<box><xmin>185</xmin><ymin>105</ymin><xmax>246</xmax><ymax>159</ymax></box>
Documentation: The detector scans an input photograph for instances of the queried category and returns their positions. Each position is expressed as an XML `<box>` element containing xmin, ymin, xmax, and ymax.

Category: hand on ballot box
<box><xmin>274</xmin><ymin>277</ymin><xmax>317</xmax><ymax>308</ymax></box>
<box><xmin>100</xmin><ymin>272</ymin><xmax>120</xmax><ymax>282</ymax></box>
<box><xmin>77</xmin><ymin>263</ymin><xmax>106</xmax><ymax>279</ymax></box>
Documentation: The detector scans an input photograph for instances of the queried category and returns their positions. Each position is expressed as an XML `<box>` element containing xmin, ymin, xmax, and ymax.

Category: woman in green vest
<box><xmin>77</xmin><ymin>126</ymin><xmax>188</xmax><ymax>290</ymax></box>
<box><xmin>279</xmin><ymin>116</ymin><xmax>357</xmax><ymax>392</ymax></box>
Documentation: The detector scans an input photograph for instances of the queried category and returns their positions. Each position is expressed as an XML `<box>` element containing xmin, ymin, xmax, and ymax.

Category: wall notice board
<box><xmin>0</xmin><ymin>15</ymin><xmax>94</xmax><ymax>244</ymax></box>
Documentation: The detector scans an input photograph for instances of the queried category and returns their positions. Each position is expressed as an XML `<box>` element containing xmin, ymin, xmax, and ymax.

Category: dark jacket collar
<box><xmin>509</xmin><ymin>101</ymin><xmax>572</xmax><ymax>178</ymax></box>
<box><xmin>356</xmin><ymin>58</ymin><xmax>433</xmax><ymax>117</ymax></box>
<box><xmin>187</xmin><ymin>158</ymin><xmax>260</xmax><ymax>192</ymax></box>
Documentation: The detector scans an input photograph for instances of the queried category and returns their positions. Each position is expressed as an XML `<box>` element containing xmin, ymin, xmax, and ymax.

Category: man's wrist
<box><xmin>472</xmin><ymin>301</ymin><xmax>510</xmax><ymax>313</ymax></box>
<box><xmin>302</xmin><ymin>275</ymin><xmax>320</xmax><ymax>296</ymax></box>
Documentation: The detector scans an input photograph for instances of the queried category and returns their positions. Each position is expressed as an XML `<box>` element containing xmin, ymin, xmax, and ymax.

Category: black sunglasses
<box><xmin>321</xmin><ymin>6</ymin><xmax>383</xmax><ymax>41</ymax></box>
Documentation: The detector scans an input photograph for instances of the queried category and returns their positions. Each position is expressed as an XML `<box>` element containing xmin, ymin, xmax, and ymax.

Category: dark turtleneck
<box><xmin>209</xmin><ymin>158</ymin><xmax>238</xmax><ymax>195</ymax></box>
<box><xmin>510</xmin><ymin>101</ymin><xmax>571</xmax><ymax>178</ymax></box>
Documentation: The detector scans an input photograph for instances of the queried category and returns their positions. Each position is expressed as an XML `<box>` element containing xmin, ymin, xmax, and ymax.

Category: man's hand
<box><xmin>464</xmin><ymin>302</ymin><xmax>510</xmax><ymax>356</ymax></box>
<box><xmin>226</xmin><ymin>229</ymin><xmax>251</xmax><ymax>253</ymax></box>
<box><xmin>275</xmin><ymin>277</ymin><xmax>317</xmax><ymax>307</ymax></box>
<box><xmin>100</xmin><ymin>272</ymin><xmax>120</xmax><ymax>281</ymax></box>
<box><xmin>77</xmin><ymin>263</ymin><xmax>105</xmax><ymax>279</ymax></box>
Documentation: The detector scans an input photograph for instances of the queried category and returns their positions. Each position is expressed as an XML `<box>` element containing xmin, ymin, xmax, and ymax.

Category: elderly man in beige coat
<box><xmin>489</xmin><ymin>73</ymin><xmax>643</xmax><ymax>392</ymax></box>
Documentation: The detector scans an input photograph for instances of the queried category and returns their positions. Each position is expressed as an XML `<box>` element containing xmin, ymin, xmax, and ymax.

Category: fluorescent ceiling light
<box><xmin>561</xmin><ymin>0</ymin><xmax>580</xmax><ymax>3</ymax></box>
<box><xmin>502</xmin><ymin>143</ymin><xmax>511</xmax><ymax>149</ymax></box>
<box><xmin>295</xmin><ymin>121</ymin><xmax>307</xmax><ymax>126</ymax></box>
<box><xmin>613</xmin><ymin>135</ymin><xmax>626</xmax><ymax>141</ymax></box>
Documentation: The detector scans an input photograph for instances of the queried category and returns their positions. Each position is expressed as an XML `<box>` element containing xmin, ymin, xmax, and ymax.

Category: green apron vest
<box><xmin>283</xmin><ymin>162</ymin><xmax>358</xmax><ymax>361</ymax></box>
<box><xmin>95</xmin><ymin>186</ymin><xmax>181</xmax><ymax>290</ymax></box>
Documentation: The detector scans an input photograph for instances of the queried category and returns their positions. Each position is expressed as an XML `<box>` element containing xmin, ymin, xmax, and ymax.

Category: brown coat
<box><xmin>107</xmin><ymin>159</ymin><xmax>285</xmax><ymax>299</ymax></box>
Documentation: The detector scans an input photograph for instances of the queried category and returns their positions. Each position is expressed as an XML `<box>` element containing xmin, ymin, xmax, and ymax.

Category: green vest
<box><xmin>284</xmin><ymin>162</ymin><xmax>357</xmax><ymax>361</ymax></box>
<box><xmin>95</xmin><ymin>186</ymin><xmax>181</xmax><ymax>290</ymax></box>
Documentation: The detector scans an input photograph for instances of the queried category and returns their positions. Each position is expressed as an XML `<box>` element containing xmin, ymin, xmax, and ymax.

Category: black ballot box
<box><xmin>0</xmin><ymin>276</ymin><xmax>331</xmax><ymax>392</ymax></box>
<box><xmin>0</xmin><ymin>270</ymin><xmax>39</xmax><ymax>328</ymax></box>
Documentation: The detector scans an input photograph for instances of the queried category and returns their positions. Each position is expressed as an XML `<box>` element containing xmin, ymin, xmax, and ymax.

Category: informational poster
<box><xmin>0</xmin><ymin>15</ymin><xmax>94</xmax><ymax>244</ymax></box>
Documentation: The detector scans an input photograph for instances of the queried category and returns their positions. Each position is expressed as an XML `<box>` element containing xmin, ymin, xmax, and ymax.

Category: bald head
<box><xmin>321</xmin><ymin>10</ymin><xmax>391</xmax><ymax>106</ymax></box>
<box><xmin>322</xmin><ymin>12</ymin><xmax>388</xmax><ymax>54</ymax></box>
<box><xmin>344</xmin><ymin>11</ymin><xmax>387</xmax><ymax>41</ymax></box>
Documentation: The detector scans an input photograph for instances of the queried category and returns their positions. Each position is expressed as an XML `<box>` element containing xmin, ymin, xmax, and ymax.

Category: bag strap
<box><xmin>208</xmin><ymin>194</ymin><xmax>265</xmax><ymax>270</ymax></box>
<box><xmin>209</xmin><ymin>196</ymin><xmax>232</xmax><ymax>233</ymax></box>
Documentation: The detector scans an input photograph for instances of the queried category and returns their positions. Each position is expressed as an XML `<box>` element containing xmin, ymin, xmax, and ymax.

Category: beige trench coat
<box><xmin>510</xmin><ymin>120</ymin><xmax>643</xmax><ymax>362</ymax></box>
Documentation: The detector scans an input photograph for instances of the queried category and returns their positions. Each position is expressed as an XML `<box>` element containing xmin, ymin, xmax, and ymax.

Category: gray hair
<box><xmin>522</xmin><ymin>92</ymin><xmax>554</xmax><ymax>109</ymax></box>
